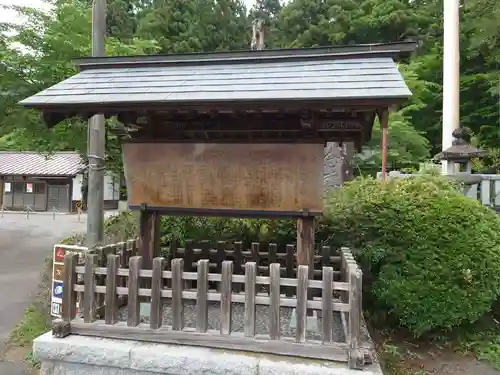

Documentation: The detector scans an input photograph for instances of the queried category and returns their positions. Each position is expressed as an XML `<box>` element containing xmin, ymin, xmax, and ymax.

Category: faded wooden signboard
<box><xmin>122</xmin><ymin>143</ymin><xmax>324</xmax><ymax>215</ymax></box>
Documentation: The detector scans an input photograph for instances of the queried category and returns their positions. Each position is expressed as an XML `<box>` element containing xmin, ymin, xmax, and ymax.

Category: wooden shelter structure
<box><xmin>21</xmin><ymin>42</ymin><xmax>415</xmax><ymax>369</ymax></box>
<box><xmin>21</xmin><ymin>42</ymin><xmax>415</xmax><ymax>267</ymax></box>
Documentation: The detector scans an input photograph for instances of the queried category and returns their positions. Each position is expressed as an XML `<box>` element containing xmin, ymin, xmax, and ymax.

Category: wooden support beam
<box><xmin>377</xmin><ymin>108</ymin><xmax>389</xmax><ymax>180</ymax></box>
<box><xmin>138</xmin><ymin>210</ymin><xmax>161</xmax><ymax>270</ymax></box>
<box><xmin>297</xmin><ymin>217</ymin><xmax>315</xmax><ymax>316</ymax></box>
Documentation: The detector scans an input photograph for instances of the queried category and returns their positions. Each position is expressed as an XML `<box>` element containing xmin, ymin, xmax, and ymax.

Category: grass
<box><xmin>452</xmin><ymin>315</ymin><xmax>500</xmax><ymax>370</ymax></box>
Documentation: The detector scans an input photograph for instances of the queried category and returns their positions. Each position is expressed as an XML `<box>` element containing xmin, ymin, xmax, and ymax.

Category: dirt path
<box><xmin>408</xmin><ymin>352</ymin><xmax>500</xmax><ymax>375</ymax></box>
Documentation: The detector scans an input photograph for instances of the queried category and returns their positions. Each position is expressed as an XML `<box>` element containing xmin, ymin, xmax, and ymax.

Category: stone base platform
<box><xmin>34</xmin><ymin>332</ymin><xmax>382</xmax><ymax>375</ymax></box>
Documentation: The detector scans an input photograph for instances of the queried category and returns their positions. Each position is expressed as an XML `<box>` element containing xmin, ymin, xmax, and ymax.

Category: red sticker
<box><xmin>55</xmin><ymin>248</ymin><xmax>66</xmax><ymax>262</ymax></box>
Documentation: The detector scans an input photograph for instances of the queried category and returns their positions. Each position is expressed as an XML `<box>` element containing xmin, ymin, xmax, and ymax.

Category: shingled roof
<box><xmin>19</xmin><ymin>42</ymin><xmax>416</xmax><ymax>124</ymax></box>
<box><xmin>0</xmin><ymin>152</ymin><xmax>84</xmax><ymax>176</ymax></box>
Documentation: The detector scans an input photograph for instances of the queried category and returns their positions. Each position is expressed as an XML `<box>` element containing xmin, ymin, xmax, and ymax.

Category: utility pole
<box><xmin>442</xmin><ymin>0</ymin><xmax>460</xmax><ymax>174</ymax></box>
<box><xmin>87</xmin><ymin>0</ymin><xmax>106</xmax><ymax>248</ymax></box>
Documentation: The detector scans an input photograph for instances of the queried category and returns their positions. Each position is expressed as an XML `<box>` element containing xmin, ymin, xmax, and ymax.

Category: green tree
<box><xmin>0</xmin><ymin>0</ymin><xmax>158</xmax><ymax>172</ymax></box>
<box><xmin>137</xmin><ymin>0</ymin><xmax>249</xmax><ymax>53</ymax></box>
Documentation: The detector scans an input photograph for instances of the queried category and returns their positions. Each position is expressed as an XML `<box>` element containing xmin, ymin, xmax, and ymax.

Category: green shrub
<box><xmin>324</xmin><ymin>174</ymin><xmax>500</xmax><ymax>335</ymax></box>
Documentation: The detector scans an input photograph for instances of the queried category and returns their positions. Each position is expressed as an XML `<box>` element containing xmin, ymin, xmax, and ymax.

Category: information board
<box><xmin>50</xmin><ymin>244</ymin><xmax>87</xmax><ymax>318</ymax></box>
<box><xmin>123</xmin><ymin>143</ymin><xmax>324</xmax><ymax>215</ymax></box>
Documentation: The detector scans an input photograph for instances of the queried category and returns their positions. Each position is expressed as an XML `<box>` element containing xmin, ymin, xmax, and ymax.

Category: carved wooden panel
<box><xmin>122</xmin><ymin>143</ymin><xmax>324</xmax><ymax>215</ymax></box>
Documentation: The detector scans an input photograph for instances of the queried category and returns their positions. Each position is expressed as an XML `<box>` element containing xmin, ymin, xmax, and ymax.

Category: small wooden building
<box><xmin>20</xmin><ymin>42</ymin><xmax>415</xmax><ymax>369</ymax></box>
<box><xmin>0</xmin><ymin>152</ymin><xmax>120</xmax><ymax>212</ymax></box>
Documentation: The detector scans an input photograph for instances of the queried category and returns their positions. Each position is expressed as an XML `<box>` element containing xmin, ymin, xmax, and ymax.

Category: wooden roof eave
<box><xmin>33</xmin><ymin>97</ymin><xmax>408</xmax><ymax>128</ymax></box>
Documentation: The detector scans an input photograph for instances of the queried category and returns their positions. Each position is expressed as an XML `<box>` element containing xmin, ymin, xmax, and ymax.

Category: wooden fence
<box><xmin>54</xmin><ymin>244</ymin><xmax>367</xmax><ymax>369</ymax></box>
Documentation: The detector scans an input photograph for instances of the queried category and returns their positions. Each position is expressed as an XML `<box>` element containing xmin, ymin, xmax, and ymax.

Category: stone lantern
<box><xmin>434</xmin><ymin>127</ymin><xmax>486</xmax><ymax>187</ymax></box>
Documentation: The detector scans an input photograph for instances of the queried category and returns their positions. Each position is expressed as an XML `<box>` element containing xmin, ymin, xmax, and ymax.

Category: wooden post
<box><xmin>83</xmin><ymin>253</ymin><xmax>98</xmax><ymax>323</ymax></box>
<box><xmin>150</xmin><ymin>257</ymin><xmax>165</xmax><ymax>329</ymax></box>
<box><xmin>348</xmin><ymin>265</ymin><xmax>363</xmax><ymax>368</ymax></box>
<box><xmin>269</xmin><ymin>263</ymin><xmax>281</xmax><ymax>340</ymax></box>
<box><xmin>244</xmin><ymin>262</ymin><xmax>257</xmax><ymax>337</ymax></box>
<box><xmin>297</xmin><ymin>217</ymin><xmax>314</xmax><ymax>315</ymax></box>
<box><xmin>104</xmin><ymin>254</ymin><xmax>119</xmax><ymax>325</ymax></box>
<box><xmin>378</xmin><ymin>108</ymin><xmax>389</xmax><ymax>180</ymax></box>
<box><xmin>196</xmin><ymin>260</ymin><xmax>209</xmax><ymax>332</ymax></box>
<box><xmin>297</xmin><ymin>217</ymin><xmax>314</xmax><ymax>270</ymax></box>
<box><xmin>127</xmin><ymin>256</ymin><xmax>142</xmax><ymax>327</ymax></box>
<box><xmin>138</xmin><ymin>210</ymin><xmax>161</xmax><ymax>271</ymax></box>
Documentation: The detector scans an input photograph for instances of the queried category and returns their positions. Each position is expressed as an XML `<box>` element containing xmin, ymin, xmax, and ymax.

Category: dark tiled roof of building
<box><xmin>0</xmin><ymin>152</ymin><xmax>84</xmax><ymax>176</ymax></box>
<box><xmin>20</xmin><ymin>42</ymin><xmax>414</xmax><ymax>110</ymax></box>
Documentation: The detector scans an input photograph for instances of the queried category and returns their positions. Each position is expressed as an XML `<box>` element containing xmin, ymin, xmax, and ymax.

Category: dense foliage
<box><xmin>141</xmin><ymin>173</ymin><xmax>500</xmax><ymax>336</ymax></box>
<box><xmin>325</xmin><ymin>175</ymin><xmax>500</xmax><ymax>335</ymax></box>
<box><xmin>0</xmin><ymin>0</ymin><xmax>498</xmax><ymax>172</ymax></box>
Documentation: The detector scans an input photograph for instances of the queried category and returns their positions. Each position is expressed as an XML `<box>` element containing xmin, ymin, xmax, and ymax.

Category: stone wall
<box><xmin>34</xmin><ymin>332</ymin><xmax>383</xmax><ymax>375</ymax></box>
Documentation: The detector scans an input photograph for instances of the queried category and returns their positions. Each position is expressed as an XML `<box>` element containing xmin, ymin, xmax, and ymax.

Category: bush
<box><xmin>324</xmin><ymin>174</ymin><xmax>500</xmax><ymax>336</ymax></box>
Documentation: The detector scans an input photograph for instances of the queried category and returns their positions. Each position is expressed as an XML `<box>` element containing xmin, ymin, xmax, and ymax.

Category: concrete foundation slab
<box><xmin>34</xmin><ymin>332</ymin><xmax>383</xmax><ymax>375</ymax></box>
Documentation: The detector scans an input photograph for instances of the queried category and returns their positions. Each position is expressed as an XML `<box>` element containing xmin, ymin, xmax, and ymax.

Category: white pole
<box><xmin>442</xmin><ymin>0</ymin><xmax>460</xmax><ymax>175</ymax></box>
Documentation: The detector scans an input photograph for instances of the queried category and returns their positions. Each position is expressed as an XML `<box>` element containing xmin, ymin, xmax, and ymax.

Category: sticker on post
<box><xmin>52</xmin><ymin>302</ymin><xmax>62</xmax><ymax>316</ymax></box>
<box><xmin>53</xmin><ymin>282</ymin><xmax>64</xmax><ymax>299</ymax></box>
<box><xmin>55</xmin><ymin>247</ymin><xmax>66</xmax><ymax>262</ymax></box>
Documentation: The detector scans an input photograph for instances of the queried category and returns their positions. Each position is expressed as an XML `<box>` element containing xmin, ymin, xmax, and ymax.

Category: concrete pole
<box><xmin>442</xmin><ymin>0</ymin><xmax>460</xmax><ymax>175</ymax></box>
<box><xmin>87</xmin><ymin>0</ymin><xmax>106</xmax><ymax>248</ymax></box>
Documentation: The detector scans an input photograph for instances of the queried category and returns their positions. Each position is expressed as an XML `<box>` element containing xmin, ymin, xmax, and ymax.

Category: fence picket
<box><xmin>196</xmin><ymin>260</ymin><xmax>209</xmax><ymax>332</ymax></box>
<box><xmin>220</xmin><ymin>261</ymin><xmax>233</xmax><ymax>335</ymax></box>
<box><xmin>233</xmin><ymin>242</ymin><xmax>243</xmax><ymax>293</ymax></box>
<box><xmin>295</xmin><ymin>265</ymin><xmax>308</xmax><ymax>343</ymax></box>
<box><xmin>150</xmin><ymin>257</ymin><xmax>165</xmax><ymax>329</ymax></box>
<box><xmin>322</xmin><ymin>267</ymin><xmax>333</xmax><ymax>343</ymax></box>
<box><xmin>62</xmin><ymin>253</ymin><xmax>78</xmax><ymax>322</ymax></box>
<box><xmin>322</xmin><ymin>246</ymin><xmax>330</xmax><ymax>268</ymax></box>
<box><xmin>184</xmin><ymin>240</ymin><xmax>194</xmax><ymax>289</ymax></box>
<box><xmin>269</xmin><ymin>263</ymin><xmax>281</xmax><ymax>340</ymax></box>
<box><xmin>105</xmin><ymin>254</ymin><xmax>119</xmax><ymax>325</ymax></box>
<box><xmin>348</xmin><ymin>265</ymin><xmax>362</xmax><ymax>368</ymax></box>
<box><xmin>200</xmin><ymin>240</ymin><xmax>210</xmax><ymax>260</ymax></box>
<box><xmin>127</xmin><ymin>256</ymin><xmax>142</xmax><ymax>327</ymax></box>
<box><xmin>285</xmin><ymin>244</ymin><xmax>294</xmax><ymax>297</ymax></box>
<box><xmin>172</xmin><ymin>258</ymin><xmax>184</xmax><ymax>330</ymax></box>
<box><xmin>83</xmin><ymin>253</ymin><xmax>97</xmax><ymax>323</ymax></box>
<box><xmin>244</xmin><ymin>262</ymin><xmax>257</xmax><ymax>337</ymax></box>
<box><xmin>268</xmin><ymin>243</ymin><xmax>277</xmax><ymax>264</ymax></box>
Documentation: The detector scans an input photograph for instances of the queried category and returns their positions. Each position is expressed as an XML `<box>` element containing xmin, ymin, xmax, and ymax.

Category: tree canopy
<box><xmin>0</xmin><ymin>0</ymin><xmax>498</xmax><ymax>173</ymax></box>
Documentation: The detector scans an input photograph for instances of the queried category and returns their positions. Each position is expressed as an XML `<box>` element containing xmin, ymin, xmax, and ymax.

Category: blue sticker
<box><xmin>53</xmin><ymin>282</ymin><xmax>63</xmax><ymax>298</ymax></box>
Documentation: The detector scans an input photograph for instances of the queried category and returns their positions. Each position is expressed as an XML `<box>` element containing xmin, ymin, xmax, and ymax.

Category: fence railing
<box><xmin>167</xmin><ymin>241</ymin><xmax>342</xmax><ymax>295</ymax></box>
<box><xmin>379</xmin><ymin>170</ymin><xmax>500</xmax><ymax>208</ymax></box>
<box><xmin>54</xmin><ymin>243</ymin><xmax>368</xmax><ymax>368</ymax></box>
<box><xmin>51</xmin><ymin>239</ymin><xmax>139</xmax><ymax>318</ymax></box>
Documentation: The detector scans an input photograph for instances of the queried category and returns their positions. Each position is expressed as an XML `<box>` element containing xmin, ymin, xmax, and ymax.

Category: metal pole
<box><xmin>442</xmin><ymin>0</ymin><xmax>460</xmax><ymax>175</ymax></box>
<box><xmin>87</xmin><ymin>0</ymin><xmax>106</xmax><ymax>248</ymax></box>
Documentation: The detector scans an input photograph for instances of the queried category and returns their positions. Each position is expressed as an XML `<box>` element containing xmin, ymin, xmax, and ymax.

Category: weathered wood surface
<box><xmin>295</xmin><ymin>265</ymin><xmax>308</xmax><ymax>343</ymax></box>
<box><xmin>83</xmin><ymin>254</ymin><xmax>97</xmax><ymax>323</ymax></box>
<box><xmin>105</xmin><ymin>255</ymin><xmax>119</xmax><ymax>325</ymax></box>
<box><xmin>68</xmin><ymin>250</ymin><xmax>365</xmax><ymax>367</ymax></box>
<box><xmin>220</xmin><ymin>261</ymin><xmax>233</xmax><ymax>335</ymax></box>
<box><xmin>69</xmin><ymin>319</ymin><xmax>349</xmax><ymax>362</ymax></box>
<box><xmin>196</xmin><ymin>260</ymin><xmax>209</xmax><ymax>332</ymax></box>
<box><xmin>123</xmin><ymin>143</ymin><xmax>324</xmax><ymax>214</ymax></box>
<box><xmin>172</xmin><ymin>259</ymin><xmax>184</xmax><ymax>330</ymax></box>
<box><xmin>127</xmin><ymin>256</ymin><xmax>142</xmax><ymax>327</ymax></box>
<box><xmin>62</xmin><ymin>253</ymin><xmax>78</xmax><ymax>322</ymax></box>
<box><xmin>244</xmin><ymin>262</ymin><xmax>257</xmax><ymax>337</ymax></box>
<box><xmin>150</xmin><ymin>257</ymin><xmax>165</xmax><ymax>329</ymax></box>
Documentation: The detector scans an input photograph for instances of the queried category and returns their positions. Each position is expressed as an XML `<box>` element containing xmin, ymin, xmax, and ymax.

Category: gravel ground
<box><xmin>119</xmin><ymin>298</ymin><xmax>346</xmax><ymax>342</ymax></box>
